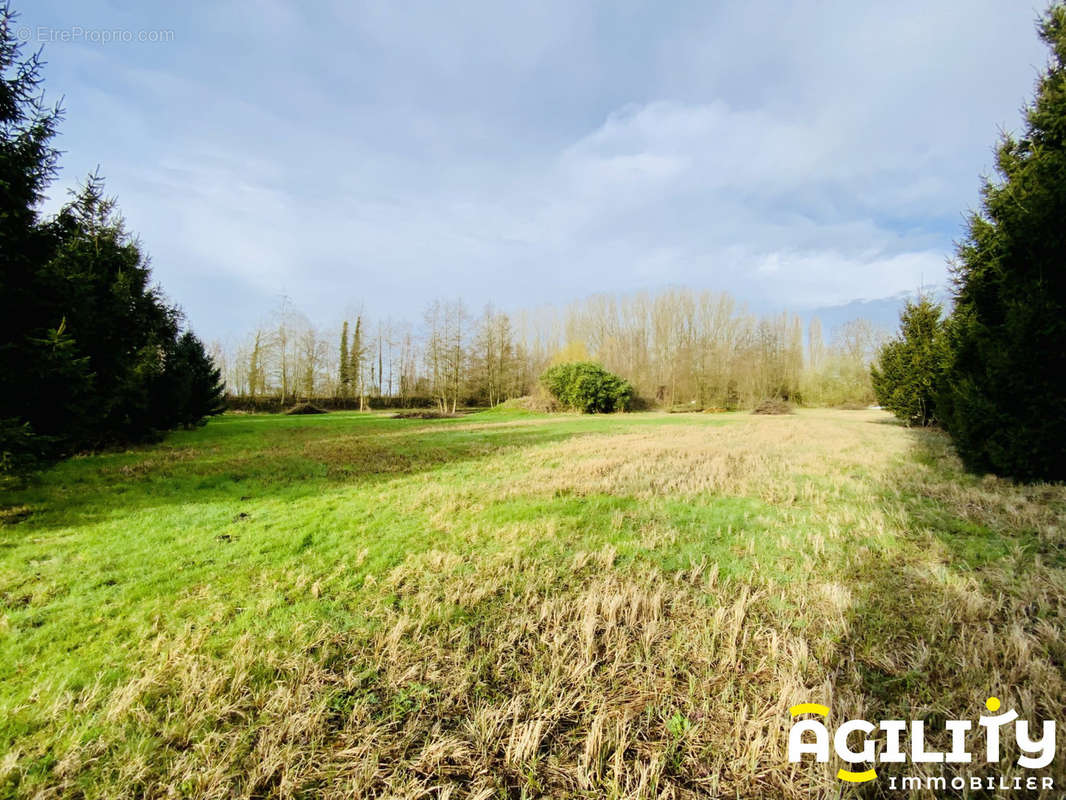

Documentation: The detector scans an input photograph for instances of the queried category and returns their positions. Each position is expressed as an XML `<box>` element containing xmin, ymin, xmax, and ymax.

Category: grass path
<box><xmin>1</xmin><ymin>408</ymin><xmax>1063</xmax><ymax>798</ymax></box>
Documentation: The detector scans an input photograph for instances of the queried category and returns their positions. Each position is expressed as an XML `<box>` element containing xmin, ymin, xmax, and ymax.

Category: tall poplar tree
<box><xmin>350</xmin><ymin>316</ymin><xmax>364</xmax><ymax>409</ymax></box>
<box><xmin>338</xmin><ymin>320</ymin><xmax>350</xmax><ymax>397</ymax></box>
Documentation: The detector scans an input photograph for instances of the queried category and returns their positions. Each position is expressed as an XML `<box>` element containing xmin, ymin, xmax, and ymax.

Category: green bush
<box><xmin>540</xmin><ymin>362</ymin><xmax>633</xmax><ymax>413</ymax></box>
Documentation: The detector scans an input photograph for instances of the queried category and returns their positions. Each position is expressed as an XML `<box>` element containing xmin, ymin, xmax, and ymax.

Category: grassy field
<box><xmin>1</xmin><ymin>408</ymin><xmax>1064</xmax><ymax>798</ymax></box>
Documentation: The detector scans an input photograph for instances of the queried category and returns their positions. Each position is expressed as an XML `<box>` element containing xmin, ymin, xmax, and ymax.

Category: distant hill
<box><xmin>805</xmin><ymin>286</ymin><xmax>953</xmax><ymax>341</ymax></box>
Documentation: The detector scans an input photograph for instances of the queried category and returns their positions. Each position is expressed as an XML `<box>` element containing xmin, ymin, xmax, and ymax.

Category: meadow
<box><xmin>1</xmin><ymin>408</ymin><xmax>1063</xmax><ymax>798</ymax></box>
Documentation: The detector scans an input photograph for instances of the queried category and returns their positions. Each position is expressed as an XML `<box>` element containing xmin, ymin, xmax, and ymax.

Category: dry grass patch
<box><xmin>18</xmin><ymin>558</ymin><xmax>848</xmax><ymax>799</ymax></box>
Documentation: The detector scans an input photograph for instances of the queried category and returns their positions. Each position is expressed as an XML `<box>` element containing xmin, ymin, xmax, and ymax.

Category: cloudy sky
<box><xmin>22</xmin><ymin>1</ymin><xmax>1050</xmax><ymax>341</ymax></box>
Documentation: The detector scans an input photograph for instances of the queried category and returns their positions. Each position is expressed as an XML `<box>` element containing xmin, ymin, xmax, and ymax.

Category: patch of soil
<box><xmin>390</xmin><ymin>411</ymin><xmax>461</xmax><ymax>419</ymax></box>
<box><xmin>0</xmin><ymin>505</ymin><xmax>33</xmax><ymax>525</ymax></box>
<box><xmin>285</xmin><ymin>403</ymin><xmax>328</xmax><ymax>415</ymax></box>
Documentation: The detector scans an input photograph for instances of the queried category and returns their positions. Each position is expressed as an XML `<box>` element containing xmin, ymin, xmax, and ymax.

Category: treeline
<box><xmin>216</xmin><ymin>290</ymin><xmax>888</xmax><ymax>412</ymax></box>
<box><xmin>872</xmin><ymin>6</ymin><xmax>1065</xmax><ymax>483</ymax></box>
<box><xmin>0</xmin><ymin>10</ymin><xmax>224</xmax><ymax>476</ymax></box>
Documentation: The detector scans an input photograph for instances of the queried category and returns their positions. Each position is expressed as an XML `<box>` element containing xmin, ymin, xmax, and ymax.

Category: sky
<box><xmin>19</xmin><ymin>1</ymin><xmax>1052</xmax><ymax>342</ymax></box>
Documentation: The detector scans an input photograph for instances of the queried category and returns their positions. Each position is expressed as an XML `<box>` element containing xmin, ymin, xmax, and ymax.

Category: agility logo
<box><xmin>787</xmin><ymin>697</ymin><xmax>1056</xmax><ymax>791</ymax></box>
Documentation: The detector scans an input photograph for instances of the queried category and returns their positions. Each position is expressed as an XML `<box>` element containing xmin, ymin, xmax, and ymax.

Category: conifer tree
<box><xmin>871</xmin><ymin>298</ymin><xmax>946</xmax><ymax>426</ymax></box>
<box><xmin>939</xmin><ymin>5</ymin><xmax>1066</xmax><ymax>480</ymax></box>
<box><xmin>0</xmin><ymin>3</ymin><xmax>66</xmax><ymax>471</ymax></box>
<box><xmin>161</xmin><ymin>331</ymin><xmax>226</xmax><ymax>428</ymax></box>
<box><xmin>0</xmin><ymin>6</ymin><xmax>225</xmax><ymax>473</ymax></box>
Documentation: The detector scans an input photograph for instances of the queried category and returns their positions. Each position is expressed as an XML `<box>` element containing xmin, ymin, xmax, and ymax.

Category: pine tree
<box><xmin>43</xmin><ymin>174</ymin><xmax>182</xmax><ymax>444</ymax></box>
<box><xmin>871</xmin><ymin>298</ymin><xmax>946</xmax><ymax>426</ymax></box>
<box><xmin>0</xmin><ymin>5</ymin><xmax>60</xmax><ymax>261</ymax></box>
<box><xmin>161</xmin><ymin>331</ymin><xmax>226</xmax><ymax>428</ymax></box>
<box><xmin>0</xmin><ymin>7</ymin><xmax>223</xmax><ymax>473</ymax></box>
<box><xmin>939</xmin><ymin>6</ymin><xmax>1066</xmax><ymax>480</ymax></box>
<box><xmin>0</xmin><ymin>3</ymin><xmax>68</xmax><ymax>472</ymax></box>
<box><xmin>2</xmin><ymin>317</ymin><xmax>91</xmax><ymax>474</ymax></box>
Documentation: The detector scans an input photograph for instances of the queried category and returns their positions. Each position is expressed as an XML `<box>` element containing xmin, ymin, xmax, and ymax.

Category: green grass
<box><xmin>1</xmin><ymin>408</ymin><xmax>1063</xmax><ymax>799</ymax></box>
<box><xmin>0</xmin><ymin>411</ymin><xmax>741</xmax><ymax>717</ymax></box>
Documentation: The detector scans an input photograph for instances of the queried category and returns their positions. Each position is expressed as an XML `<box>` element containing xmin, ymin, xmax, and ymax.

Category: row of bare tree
<box><xmin>211</xmin><ymin>290</ymin><xmax>887</xmax><ymax>410</ymax></box>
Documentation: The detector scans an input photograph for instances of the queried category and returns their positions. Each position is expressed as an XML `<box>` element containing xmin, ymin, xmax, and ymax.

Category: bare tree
<box><xmin>219</xmin><ymin>289</ymin><xmax>888</xmax><ymax>411</ymax></box>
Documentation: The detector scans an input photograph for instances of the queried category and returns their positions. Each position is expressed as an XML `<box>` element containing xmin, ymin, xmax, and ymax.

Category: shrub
<box><xmin>540</xmin><ymin>362</ymin><xmax>633</xmax><ymax>413</ymax></box>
